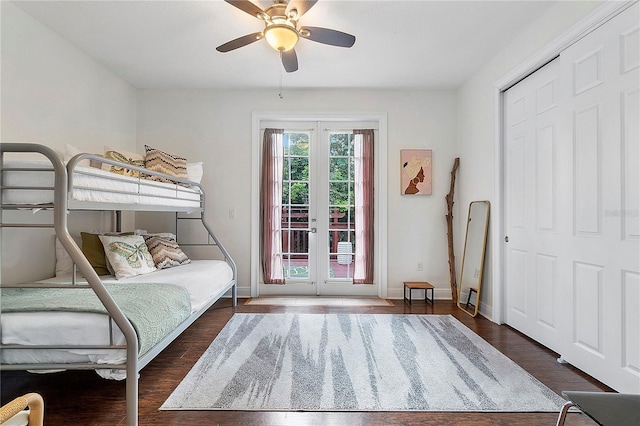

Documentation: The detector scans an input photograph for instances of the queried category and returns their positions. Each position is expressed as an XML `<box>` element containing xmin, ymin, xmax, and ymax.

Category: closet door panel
<box><xmin>504</xmin><ymin>58</ymin><xmax>562</xmax><ymax>352</ymax></box>
<box><xmin>622</xmin><ymin>88</ymin><xmax>639</xmax><ymax>241</ymax></box>
<box><xmin>622</xmin><ymin>271</ymin><xmax>640</xmax><ymax>378</ymax></box>
<box><xmin>558</xmin><ymin>2</ymin><xmax>639</xmax><ymax>393</ymax></box>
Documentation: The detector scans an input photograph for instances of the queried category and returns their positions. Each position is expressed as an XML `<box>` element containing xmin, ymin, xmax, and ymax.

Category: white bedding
<box><xmin>1</xmin><ymin>158</ymin><xmax>202</xmax><ymax>209</ymax></box>
<box><xmin>0</xmin><ymin>260</ymin><xmax>233</xmax><ymax>379</ymax></box>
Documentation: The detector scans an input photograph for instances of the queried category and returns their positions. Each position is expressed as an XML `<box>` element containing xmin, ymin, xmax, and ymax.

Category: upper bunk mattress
<box><xmin>1</xmin><ymin>158</ymin><xmax>202</xmax><ymax>210</ymax></box>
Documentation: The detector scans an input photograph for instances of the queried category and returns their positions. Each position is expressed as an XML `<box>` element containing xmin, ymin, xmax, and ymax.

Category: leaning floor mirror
<box><xmin>458</xmin><ymin>200</ymin><xmax>490</xmax><ymax>317</ymax></box>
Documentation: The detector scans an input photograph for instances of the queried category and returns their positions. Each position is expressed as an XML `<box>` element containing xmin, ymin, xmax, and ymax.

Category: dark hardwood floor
<box><xmin>1</xmin><ymin>299</ymin><xmax>611</xmax><ymax>425</ymax></box>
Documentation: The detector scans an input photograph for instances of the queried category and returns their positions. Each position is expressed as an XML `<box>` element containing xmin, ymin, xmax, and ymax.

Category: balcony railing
<box><xmin>281</xmin><ymin>208</ymin><xmax>354</xmax><ymax>259</ymax></box>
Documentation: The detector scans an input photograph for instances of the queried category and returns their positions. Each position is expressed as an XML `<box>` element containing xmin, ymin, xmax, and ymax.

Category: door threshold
<box><xmin>244</xmin><ymin>296</ymin><xmax>394</xmax><ymax>306</ymax></box>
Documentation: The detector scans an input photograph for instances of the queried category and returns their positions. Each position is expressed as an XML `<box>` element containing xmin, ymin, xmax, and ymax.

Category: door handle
<box><xmin>309</xmin><ymin>227</ymin><xmax>317</xmax><ymax>234</ymax></box>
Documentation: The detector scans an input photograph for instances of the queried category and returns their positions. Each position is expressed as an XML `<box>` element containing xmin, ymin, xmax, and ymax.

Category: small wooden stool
<box><xmin>403</xmin><ymin>281</ymin><xmax>435</xmax><ymax>305</ymax></box>
<box><xmin>465</xmin><ymin>287</ymin><xmax>478</xmax><ymax>309</ymax></box>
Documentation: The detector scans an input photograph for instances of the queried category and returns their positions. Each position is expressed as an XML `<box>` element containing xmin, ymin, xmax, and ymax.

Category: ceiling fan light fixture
<box><xmin>264</xmin><ymin>24</ymin><xmax>299</xmax><ymax>51</ymax></box>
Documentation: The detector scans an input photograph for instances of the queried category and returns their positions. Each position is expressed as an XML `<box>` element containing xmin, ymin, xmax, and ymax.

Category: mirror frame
<box><xmin>457</xmin><ymin>200</ymin><xmax>490</xmax><ymax>317</ymax></box>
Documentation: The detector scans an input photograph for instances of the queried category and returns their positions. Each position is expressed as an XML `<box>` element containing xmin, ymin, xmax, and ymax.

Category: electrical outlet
<box><xmin>229</xmin><ymin>209</ymin><xmax>236</xmax><ymax>219</ymax></box>
<box><xmin>417</xmin><ymin>261</ymin><xmax>424</xmax><ymax>271</ymax></box>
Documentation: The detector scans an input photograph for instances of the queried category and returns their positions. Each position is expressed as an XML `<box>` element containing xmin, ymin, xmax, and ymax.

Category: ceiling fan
<box><xmin>216</xmin><ymin>0</ymin><xmax>356</xmax><ymax>73</ymax></box>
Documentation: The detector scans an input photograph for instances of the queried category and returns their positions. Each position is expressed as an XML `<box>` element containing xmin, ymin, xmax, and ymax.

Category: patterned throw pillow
<box><xmin>143</xmin><ymin>235</ymin><xmax>191</xmax><ymax>269</ymax></box>
<box><xmin>98</xmin><ymin>234</ymin><xmax>156</xmax><ymax>279</ymax></box>
<box><xmin>101</xmin><ymin>148</ymin><xmax>146</xmax><ymax>178</ymax></box>
<box><xmin>144</xmin><ymin>145</ymin><xmax>188</xmax><ymax>183</ymax></box>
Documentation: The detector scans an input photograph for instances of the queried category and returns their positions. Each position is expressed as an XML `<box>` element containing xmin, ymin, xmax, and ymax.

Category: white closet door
<box><xmin>504</xmin><ymin>3</ymin><xmax>639</xmax><ymax>393</ymax></box>
<box><xmin>504</xmin><ymin>58</ymin><xmax>563</xmax><ymax>353</ymax></box>
<box><xmin>557</xmin><ymin>3</ymin><xmax>639</xmax><ymax>393</ymax></box>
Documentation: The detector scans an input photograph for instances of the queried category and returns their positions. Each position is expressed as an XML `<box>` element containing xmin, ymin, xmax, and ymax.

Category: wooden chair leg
<box><xmin>465</xmin><ymin>287</ymin><xmax>478</xmax><ymax>309</ymax></box>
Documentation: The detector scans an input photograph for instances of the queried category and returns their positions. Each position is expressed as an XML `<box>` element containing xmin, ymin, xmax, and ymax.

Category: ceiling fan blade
<box><xmin>281</xmin><ymin>49</ymin><xmax>298</xmax><ymax>73</ymax></box>
<box><xmin>216</xmin><ymin>32</ymin><xmax>263</xmax><ymax>52</ymax></box>
<box><xmin>286</xmin><ymin>0</ymin><xmax>318</xmax><ymax>19</ymax></box>
<box><xmin>299</xmin><ymin>26</ymin><xmax>356</xmax><ymax>48</ymax></box>
<box><xmin>224</xmin><ymin>0</ymin><xmax>265</xmax><ymax>19</ymax></box>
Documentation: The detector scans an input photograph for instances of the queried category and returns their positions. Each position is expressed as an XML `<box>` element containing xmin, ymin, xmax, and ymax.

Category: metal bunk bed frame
<box><xmin>0</xmin><ymin>143</ymin><xmax>237</xmax><ymax>426</ymax></box>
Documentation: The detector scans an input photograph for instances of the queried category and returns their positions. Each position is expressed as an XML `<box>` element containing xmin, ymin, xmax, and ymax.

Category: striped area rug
<box><xmin>161</xmin><ymin>313</ymin><xmax>566</xmax><ymax>412</ymax></box>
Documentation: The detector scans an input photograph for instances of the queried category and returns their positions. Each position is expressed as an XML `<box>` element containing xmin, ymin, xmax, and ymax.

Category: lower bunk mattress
<box><xmin>0</xmin><ymin>260</ymin><xmax>233</xmax><ymax>379</ymax></box>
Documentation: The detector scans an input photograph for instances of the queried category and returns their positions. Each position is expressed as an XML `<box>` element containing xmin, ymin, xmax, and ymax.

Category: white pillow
<box><xmin>55</xmin><ymin>236</ymin><xmax>83</xmax><ymax>277</ymax></box>
<box><xmin>55</xmin><ymin>237</ymin><xmax>74</xmax><ymax>276</ymax></box>
<box><xmin>64</xmin><ymin>144</ymin><xmax>91</xmax><ymax>167</ymax></box>
<box><xmin>187</xmin><ymin>162</ymin><xmax>203</xmax><ymax>183</ymax></box>
<box><xmin>98</xmin><ymin>234</ymin><xmax>156</xmax><ymax>279</ymax></box>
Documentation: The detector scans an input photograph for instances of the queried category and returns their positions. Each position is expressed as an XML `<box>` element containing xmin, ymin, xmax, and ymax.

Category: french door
<box><xmin>260</xmin><ymin>121</ymin><xmax>377</xmax><ymax>296</ymax></box>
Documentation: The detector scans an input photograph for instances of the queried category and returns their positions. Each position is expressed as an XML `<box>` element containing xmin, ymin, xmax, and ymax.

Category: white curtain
<box><xmin>353</xmin><ymin>130</ymin><xmax>374</xmax><ymax>284</ymax></box>
<box><xmin>260</xmin><ymin>128</ymin><xmax>285</xmax><ymax>284</ymax></box>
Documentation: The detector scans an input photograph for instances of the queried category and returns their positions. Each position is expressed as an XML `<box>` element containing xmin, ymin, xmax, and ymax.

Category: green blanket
<box><xmin>1</xmin><ymin>283</ymin><xmax>191</xmax><ymax>356</ymax></box>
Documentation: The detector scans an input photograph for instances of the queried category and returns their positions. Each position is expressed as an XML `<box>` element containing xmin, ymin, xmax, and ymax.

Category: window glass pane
<box><xmin>290</xmin><ymin>157</ymin><xmax>309</xmax><ymax>180</ymax></box>
<box><xmin>288</xmin><ymin>206</ymin><xmax>309</xmax><ymax>223</ymax></box>
<box><xmin>340</xmin><ymin>206</ymin><xmax>353</xmax><ymax>224</ymax></box>
<box><xmin>286</xmin><ymin>132</ymin><xmax>309</xmax><ymax>156</ymax></box>
<box><xmin>330</xmin><ymin>182</ymin><xmax>348</xmax><ymax>205</ymax></box>
<box><xmin>283</xmin><ymin>157</ymin><xmax>290</xmax><ymax>179</ymax></box>
<box><xmin>329</xmin><ymin>133</ymin><xmax>350</xmax><ymax>156</ymax></box>
<box><xmin>290</xmin><ymin>182</ymin><xmax>308</xmax><ymax>204</ymax></box>
<box><xmin>290</xmin><ymin>230</ymin><xmax>308</xmax><ymax>254</ymax></box>
<box><xmin>328</xmin><ymin>207</ymin><xmax>347</xmax><ymax>227</ymax></box>
<box><xmin>286</xmin><ymin>263</ymin><xmax>309</xmax><ymax>279</ymax></box>
<box><xmin>330</xmin><ymin>157</ymin><xmax>349</xmax><ymax>181</ymax></box>
<box><xmin>336</xmin><ymin>232</ymin><xmax>353</xmax><ymax>247</ymax></box>
<box><xmin>282</xmin><ymin>183</ymin><xmax>290</xmax><ymax>204</ymax></box>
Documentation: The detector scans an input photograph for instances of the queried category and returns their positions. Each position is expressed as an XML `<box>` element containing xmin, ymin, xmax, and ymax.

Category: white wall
<box><xmin>1</xmin><ymin>2</ymin><xmax>137</xmax><ymax>153</ymax></box>
<box><xmin>456</xmin><ymin>0</ymin><xmax>604</xmax><ymax>320</ymax></box>
<box><xmin>1</xmin><ymin>2</ymin><xmax>138</xmax><ymax>283</ymax></box>
<box><xmin>136</xmin><ymin>89</ymin><xmax>458</xmax><ymax>298</ymax></box>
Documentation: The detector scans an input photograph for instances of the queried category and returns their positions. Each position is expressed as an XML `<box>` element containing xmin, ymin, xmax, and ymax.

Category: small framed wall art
<box><xmin>401</xmin><ymin>149</ymin><xmax>432</xmax><ymax>195</ymax></box>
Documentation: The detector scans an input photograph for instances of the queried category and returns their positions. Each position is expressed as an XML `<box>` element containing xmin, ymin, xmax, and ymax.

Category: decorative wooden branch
<box><xmin>446</xmin><ymin>158</ymin><xmax>460</xmax><ymax>303</ymax></box>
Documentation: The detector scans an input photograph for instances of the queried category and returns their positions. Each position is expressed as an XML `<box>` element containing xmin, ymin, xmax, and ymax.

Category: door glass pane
<box><xmin>330</xmin><ymin>157</ymin><xmax>349</xmax><ymax>180</ymax></box>
<box><xmin>290</xmin><ymin>183</ymin><xmax>309</xmax><ymax>204</ymax></box>
<box><xmin>328</xmin><ymin>132</ymin><xmax>355</xmax><ymax>280</ymax></box>
<box><xmin>282</xmin><ymin>131</ymin><xmax>311</xmax><ymax>281</ymax></box>
<box><xmin>329</xmin><ymin>182</ymin><xmax>348</xmax><ymax>205</ymax></box>
<box><xmin>329</xmin><ymin>133</ymin><xmax>352</xmax><ymax>156</ymax></box>
<box><xmin>290</xmin><ymin>157</ymin><xmax>309</xmax><ymax>180</ymax></box>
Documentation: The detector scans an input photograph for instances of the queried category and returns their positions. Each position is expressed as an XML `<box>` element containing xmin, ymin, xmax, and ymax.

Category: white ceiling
<box><xmin>12</xmin><ymin>0</ymin><xmax>558</xmax><ymax>90</ymax></box>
